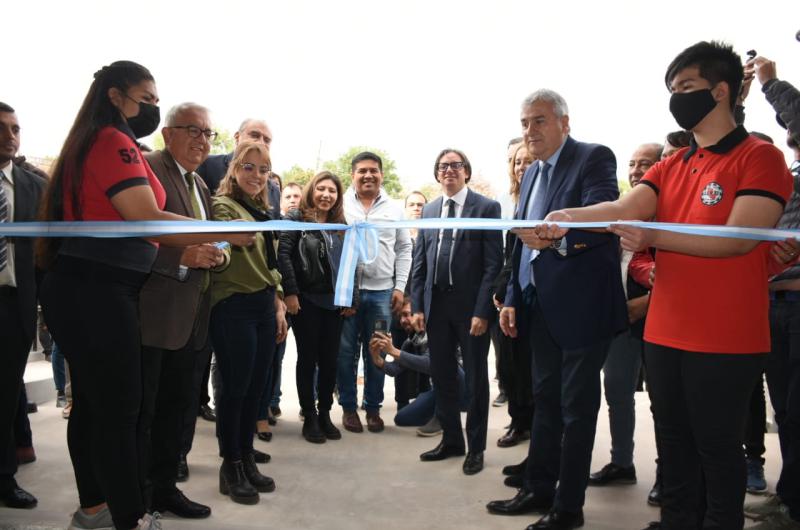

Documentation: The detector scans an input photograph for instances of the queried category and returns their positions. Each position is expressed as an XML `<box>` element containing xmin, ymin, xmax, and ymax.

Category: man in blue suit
<box><xmin>411</xmin><ymin>148</ymin><xmax>502</xmax><ymax>475</ymax></box>
<box><xmin>486</xmin><ymin>90</ymin><xmax>627</xmax><ymax>530</ymax></box>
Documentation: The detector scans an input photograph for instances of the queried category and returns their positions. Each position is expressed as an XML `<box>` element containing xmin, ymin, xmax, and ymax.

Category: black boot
<box><xmin>302</xmin><ymin>411</ymin><xmax>326</xmax><ymax>444</ymax></box>
<box><xmin>242</xmin><ymin>451</ymin><xmax>276</xmax><ymax>493</ymax></box>
<box><xmin>319</xmin><ymin>410</ymin><xmax>342</xmax><ymax>440</ymax></box>
<box><xmin>219</xmin><ymin>459</ymin><xmax>259</xmax><ymax>505</ymax></box>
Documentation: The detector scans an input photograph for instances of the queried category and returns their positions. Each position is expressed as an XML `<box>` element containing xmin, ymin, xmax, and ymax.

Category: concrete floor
<box><xmin>2</xmin><ymin>334</ymin><xmax>782</xmax><ymax>530</ymax></box>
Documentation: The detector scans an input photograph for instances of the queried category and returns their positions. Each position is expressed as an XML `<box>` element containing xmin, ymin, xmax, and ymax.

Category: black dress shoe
<box><xmin>419</xmin><ymin>442</ymin><xmax>465</xmax><ymax>462</ymax></box>
<box><xmin>497</xmin><ymin>428</ymin><xmax>531</xmax><ymax>448</ymax></box>
<box><xmin>257</xmin><ymin>431</ymin><xmax>273</xmax><ymax>442</ymax></box>
<box><xmin>526</xmin><ymin>509</ymin><xmax>584</xmax><ymax>529</ymax></box>
<box><xmin>504</xmin><ymin>474</ymin><xmax>524</xmax><ymax>488</ymax></box>
<box><xmin>463</xmin><ymin>452</ymin><xmax>484</xmax><ymax>475</ymax></box>
<box><xmin>503</xmin><ymin>457</ymin><xmax>528</xmax><ymax>476</ymax></box>
<box><xmin>588</xmin><ymin>462</ymin><xmax>636</xmax><ymax>486</ymax></box>
<box><xmin>487</xmin><ymin>489</ymin><xmax>553</xmax><ymax>515</ymax></box>
<box><xmin>252</xmin><ymin>448</ymin><xmax>271</xmax><ymax>464</ymax></box>
<box><xmin>647</xmin><ymin>479</ymin><xmax>662</xmax><ymax>506</ymax></box>
<box><xmin>152</xmin><ymin>489</ymin><xmax>211</xmax><ymax>519</ymax></box>
<box><xmin>0</xmin><ymin>486</ymin><xmax>37</xmax><ymax>509</ymax></box>
<box><xmin>176</xmin><ymin>454</ymin><xmax>189</xmax><ymax>482</ymax></box>
<box><xmin>198</xmin><ymin>404</ymin><xmax>216</xmax><ymax>422</ymax></box>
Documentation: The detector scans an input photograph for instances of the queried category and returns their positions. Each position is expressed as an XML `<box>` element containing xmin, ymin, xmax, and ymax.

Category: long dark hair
<box><xmin>299</xmin><ymin>171</ymin><xmax>345</xmax><ymax>224</ymax></box>
<box><xmin>37</xmin><ymin>60</ymin><xmax>154</xmax><ymax>268</ymax></box>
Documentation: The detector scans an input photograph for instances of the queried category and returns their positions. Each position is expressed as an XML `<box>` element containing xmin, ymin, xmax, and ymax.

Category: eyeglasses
<box><xmin>437</xmin><ymin>161</ymin><xmax>466</xmax><ymax>172</ymax></box>
<box><xmin>239</xmin><ymin>163</ymin><xmax>271</xmax><ymax>175</ymax></box>
<box><xmin>171</xmin><ymin>125</ymin><xmax>218</xmax><ymax>141</ymax></box>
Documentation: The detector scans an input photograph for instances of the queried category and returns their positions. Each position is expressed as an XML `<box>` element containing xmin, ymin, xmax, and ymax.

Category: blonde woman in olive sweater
<box><xmin>210</xmin><ymin>142</ymin><xmax>287</xmax><ymax>505</ymax></box>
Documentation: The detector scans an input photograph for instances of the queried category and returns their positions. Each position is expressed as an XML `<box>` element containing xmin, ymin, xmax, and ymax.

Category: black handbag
<box><xmin>297</xmin><ymin>231</ymin><xmax>328</xmax><ymax>289</ymax></box>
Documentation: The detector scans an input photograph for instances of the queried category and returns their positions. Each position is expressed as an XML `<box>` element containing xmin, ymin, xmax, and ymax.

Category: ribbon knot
<box><xmin>333</xmin><ymin>220</ymin><xmax>380</xmax><ymax>307</ymax></box>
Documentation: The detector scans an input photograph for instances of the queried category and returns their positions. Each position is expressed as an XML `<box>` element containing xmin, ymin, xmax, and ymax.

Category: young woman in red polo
<box><xmin>37</xmin><ymin>61</ymin><xmax>252</xmax><ymax>530</ymax></box>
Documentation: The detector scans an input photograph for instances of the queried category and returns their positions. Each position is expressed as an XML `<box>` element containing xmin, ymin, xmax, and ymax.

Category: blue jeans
<box><xmin>210</xmin><ymin>288</ymin><xmax>276</xmax><ymax>461</ymax></box>
<box><xmin>394</xmin><ymin>368</ymin><xmax>468</xmax><ymax>427</ymax></box>
<box><xmin>395</xmin><ymin>390</ymin><xmax>435</xmax><ymax>427</ymax></box>
<box><xmin>52</xmin><ymin>342</ymin><xmax>66</xmax><ymax>393</ymax></box>
<box><xmin>602</xmin><ymin>330</ymin><xmax>643</xmax><ymax>467</ymax></box>
<box><xmin>337</xmin><ymin>289</ymin><xmax>391</xmax><ymax>412</ymax></box>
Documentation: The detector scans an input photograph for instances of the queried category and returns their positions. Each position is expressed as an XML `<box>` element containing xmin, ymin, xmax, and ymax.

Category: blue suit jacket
<box><xmin>411</xmin><ymin>189</ymin><xmax>503</xmax><ymax>321</ymax></box>
<box><xmin>197</xmin><ymin>152</ymin><xmax>281</xmax><ymax>220</ymax></box>
<box><xmin>507</xmin><ymin>136</ymin><xmax>627</xmax><ymax>350</ymax></box>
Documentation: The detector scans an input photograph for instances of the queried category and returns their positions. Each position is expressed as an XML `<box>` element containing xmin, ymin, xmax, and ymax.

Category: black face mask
<box><xmin>124</xmin><ymin>94</ymin><xmax>160</xmax><ymax>138</ymax></box>
<box><xmin>669</xmin><ymin>89</ymin><xmax>717</xmax><ymax>131</ymax></box>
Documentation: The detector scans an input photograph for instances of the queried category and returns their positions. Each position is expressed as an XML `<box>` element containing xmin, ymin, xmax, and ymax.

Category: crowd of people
<box><xmin>0</xmin><ymin>38</ymin><xmax>799</xmax><ymax>530</ymax></box>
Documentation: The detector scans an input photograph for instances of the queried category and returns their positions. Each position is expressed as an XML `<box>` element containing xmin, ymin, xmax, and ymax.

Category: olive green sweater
<box><xmin>211</xmin><ymin>195</ymin><xmax>283</xmax><ymax>308</ymax></box>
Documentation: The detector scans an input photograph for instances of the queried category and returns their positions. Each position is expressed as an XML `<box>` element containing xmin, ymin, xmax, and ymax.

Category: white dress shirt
<box><xmin>0</xmin><ymin>161</ymin><xmax>16</xmax><ymax>287</ymax></box>
<box><xmin>434</xmin><ymin>185</ymin><xmax>469</xmax><ymax>285</ymax></box>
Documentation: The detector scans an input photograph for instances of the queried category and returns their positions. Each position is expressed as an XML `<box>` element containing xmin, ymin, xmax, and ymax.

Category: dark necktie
<box><xmin>184</xmin><ymin>172</ymin><xmax>203</xmax><ymax>220</ymax></box>
<box><xmin>435</xmin><ymin>199</ymin><xmax>455</xmax><ymax>289</ymax></box>
<box><xmin>0</xmin><ymin>171</ymin><xmax>8</xmax><ymax>272</ymax></box>
<box><xmin>519</xmin><ymin>162</ymin><xmax>551</xmax><ymax>291</ymax></box>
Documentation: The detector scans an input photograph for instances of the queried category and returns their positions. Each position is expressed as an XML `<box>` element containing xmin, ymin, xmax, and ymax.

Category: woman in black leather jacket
<box><xmin>277</xmin><ymin>171</ymin><xmax>357</xmax><ymax>443</ymax></box>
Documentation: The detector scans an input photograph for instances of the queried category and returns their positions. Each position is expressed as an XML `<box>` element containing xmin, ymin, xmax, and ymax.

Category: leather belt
<box><xmin>770</xmin><ymin>290</ymin><xmax>800</xmax><ymax>302</ymax></box>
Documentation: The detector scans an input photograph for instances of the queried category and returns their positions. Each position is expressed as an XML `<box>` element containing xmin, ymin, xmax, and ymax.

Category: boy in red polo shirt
<box><xmin>522</xmin><ymin>41</ymin><xmax>792</xmax><ymax>530</ymax></box>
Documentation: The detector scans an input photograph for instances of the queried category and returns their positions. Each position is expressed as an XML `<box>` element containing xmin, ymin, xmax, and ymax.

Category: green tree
<box><xmin>210</xmin><ymin>128</ymin><xmax>235</xmax><ymax>155</ymax></box>
<box><xmin>282</xmin><ymin>165</ymin><xmax>316</xmax><ymax>188</ymax></box>
<box><xmin>322</xmin><ymin>146</ymin><xmax>403</xmax><ymax>198</ymax></box>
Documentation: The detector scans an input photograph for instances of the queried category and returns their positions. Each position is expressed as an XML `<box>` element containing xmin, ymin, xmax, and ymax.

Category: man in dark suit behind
<box><xmin>0</xmin><ymin>102</ymin><xmax>46</xmax><ymax>509</ymax></box>
<box><xmin>137</xmin><ymin>102</ymin><xmax>224</xmax><ymax>519</ymax></box>
<box><xmin>411</xmin><ymin>148</ymin><xmax>503</xmax><ymax>476</ymax></box>
<box><xmin>196</xmin><ymin>118</ymin><xmax>280</xmax><ymax>218</ymax></box>
<box><xmin>487</xmin><ymin>90</ymin><xmax>627</xmax><ymax>530</ymax></box>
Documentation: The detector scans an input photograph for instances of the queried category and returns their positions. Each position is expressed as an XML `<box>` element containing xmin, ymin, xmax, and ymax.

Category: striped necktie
<box><xmin>0</xmin><ymin>171</ymin><xmax>8</xmax><ymax>272</ymax></box>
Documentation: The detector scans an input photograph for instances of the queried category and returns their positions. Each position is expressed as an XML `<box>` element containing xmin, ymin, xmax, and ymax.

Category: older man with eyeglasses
<box><xmin>136</xmin><ymin>102</ymin><xmax>223</xmax><ymax>519</ymax></box>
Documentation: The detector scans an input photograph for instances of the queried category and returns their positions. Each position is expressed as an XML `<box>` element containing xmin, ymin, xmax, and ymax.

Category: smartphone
<box><xmin>214</xmin><ymin>241</ymin><xmax>230</xmax><ymax>250</ymax></box>
<box><xmin>373</xmin><ymin>319</ymin><xmax>388</xmax><ymax>335</ymax></box>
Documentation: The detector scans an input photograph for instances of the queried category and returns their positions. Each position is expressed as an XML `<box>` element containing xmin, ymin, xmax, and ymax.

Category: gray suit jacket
<box><xmin>139</xmin><ymin>150</ymin><xmax>214</xmax><ymax>351</ymax></box>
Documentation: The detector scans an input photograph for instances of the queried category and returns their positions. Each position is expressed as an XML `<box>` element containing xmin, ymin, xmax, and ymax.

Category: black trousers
<box><xmin>292</xmin><ymin>297</ymin><xmax>342</xmax><ymax>414</ymax></box>
<box><xmin>40</xmin><ymin>256</ymin><xmax>148</xmax><ymax>530</ymax></box>
<box><xmin>494</xmin><ymin>322</ymin><xmax>534</xmax><ymax>432</ymax></box>
<box><xmin>138</xmin><ymin>342</ymin><xmax>200</xmax><ymax>504</ymax></box>
<box><xmin>180</xmin><ymin>342</ymin><xmax>211</xmax><ymax>456</ymax></box>
<box><xmin>0</xmin><ymin>288</ymin><xmax>31</xmax><ymax>493</ymax></box>
<box><xmin>14</xmin><ymin>385</ymin><xmax>32</xmax><ymax>448</ymax></box>
<box><xmin>427</xmin><ymin>290</ymin><xmax>490</xmax><ymax>453</ymax></box>
<box><xmin>744</xmin><ymin>373</ymin><xmax>766</xmax><ymax>463</ymax></box>
<box><xmin>645</xmin><ymin>342</ymin><xmax>764</xmax><ymax>530</ymax></box>
<box><xmin>522</xmin><ymin>295</ymin><xmax>609</xmax><ymax>513</ymax></box>
<box><xmin>768</xmin><ymin>299</ymin><xmax>800</xmax><ymax>521</ymax></box>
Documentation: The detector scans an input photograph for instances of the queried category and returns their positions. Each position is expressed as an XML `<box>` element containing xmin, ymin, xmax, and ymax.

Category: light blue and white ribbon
<box><xmin>3</xmin><ymin>218</ymin><xmax>800</xmax><ymax>307</ymax></box>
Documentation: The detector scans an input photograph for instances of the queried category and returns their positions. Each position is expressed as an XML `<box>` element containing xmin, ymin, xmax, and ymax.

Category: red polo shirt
<box><xmin>63</xmin><ymin>125</ymin><xmax>165</xmax><ymax>220</ymax></box>
<box><xmin>640</xmin><ymin>126</ymin><xmax>792</xmax><ymax>353</ymax></box>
